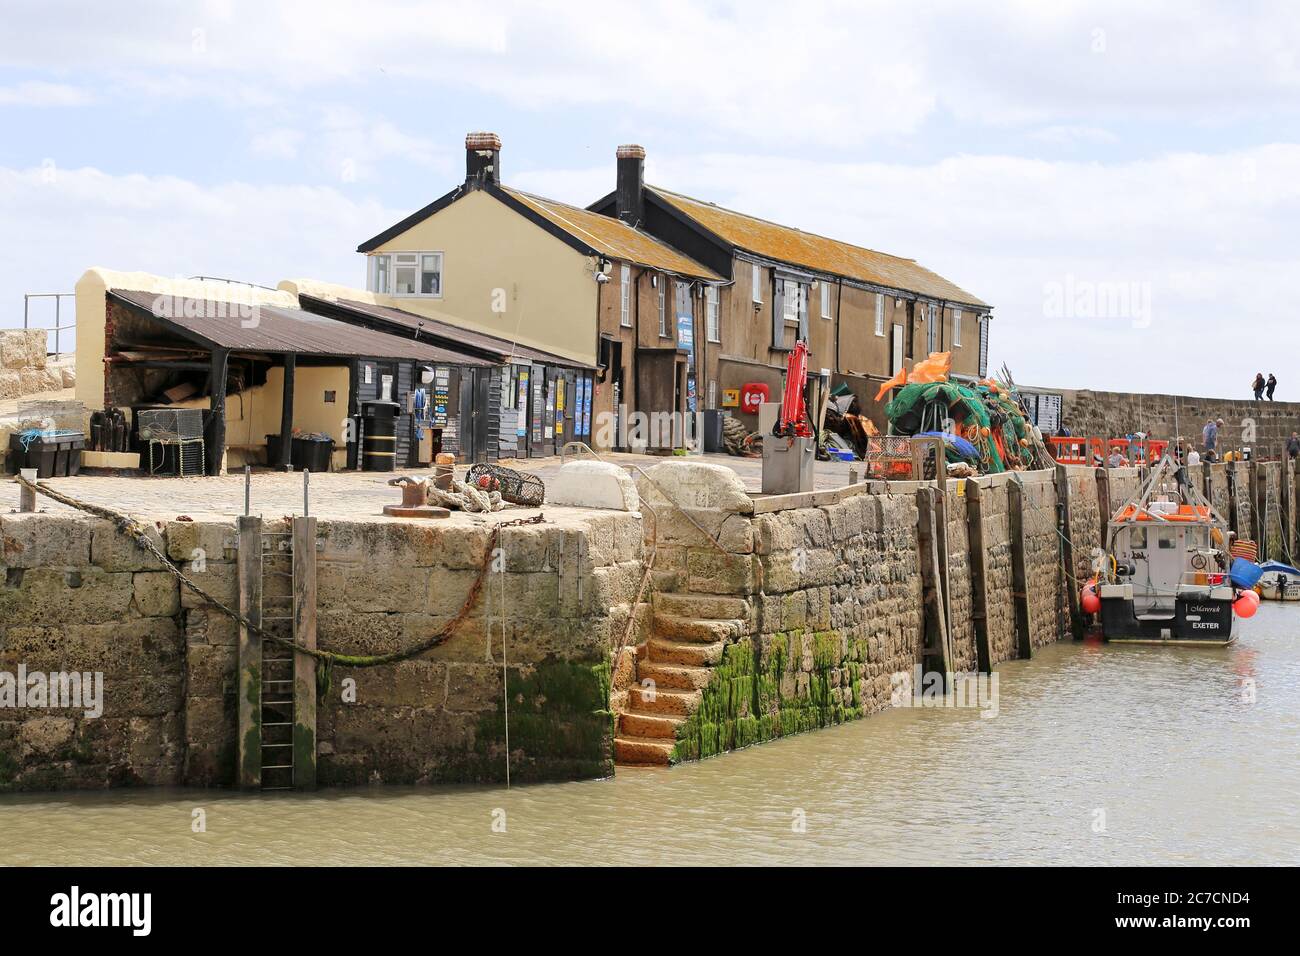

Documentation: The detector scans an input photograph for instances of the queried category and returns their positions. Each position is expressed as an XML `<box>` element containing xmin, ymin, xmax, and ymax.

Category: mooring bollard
<box><xmin>19</xmin><ymin>468</ymin><xmax>37</xmax><ymax>512</ymax></box>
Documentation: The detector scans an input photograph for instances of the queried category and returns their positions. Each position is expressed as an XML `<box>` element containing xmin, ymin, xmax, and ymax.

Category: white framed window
<box><xmin>620</xmin><ymin>265</ymin><xmax>631</xmax><ymax>327</ymax></box>
<box><xmin>820</xmin><ymin>282</ymin><xmax>832</xmax><ymax>319</ymax></box>
<box><xmin>782</xmin><ymin>279</ymin><xmax>801</xmax><ymax>326</ymax></box>
<box><xmin>953</xmin><ymin>308</ymin><xmax>962</xmax><ymax>347</ymax></box>
<box><xmin>658</xmin><ymin>282</ymin><xmax>667</xmax><ymax>337</ymax></box>
<box><xmin>874</xmin><ymin>293</ymin><xmax>885</xmax><ymax>336</ymax></box>
<box><xmin>369</xmin><ymin>252</ymin><xmax>442</xmax><ymax>297</ymax></box>
<box><xmin>706</xmin><ymin>286</ymin><xmax>720</xmax><ymax>342</ymax></box>
<box><xmin>925</xmin><ymin>303</ymin><xmax>938</xmax><ymax>353</ymax></box>
<box><xmin>707</xmin><ymin>380</ymin><xmax>717</xmax><ymax>409</ymax></box>
<box><xmin>752</xmin><ymin>262</ymin><xmax>762</xmax><ymax>303</ymax></box>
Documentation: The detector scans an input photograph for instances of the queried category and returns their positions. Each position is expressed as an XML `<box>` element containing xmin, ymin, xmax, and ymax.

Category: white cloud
<box><xmin>4</xmin><ymin>1</ymin><xmax>1297</xmax><ymax>141</ymax></box>
<box><xmin>0</xmin><ymin>164</ymin><xmax>398</xmax><ymax>329</ymax></box>
<box><xmin>0</xmin><ymin>81</ymin><xmax>94</xmax><ymax>107</ymax></box>
<box><xmin>249</xmin><ymin>128</ymin><xmax>304</xmax><ymax>159</ymax></box>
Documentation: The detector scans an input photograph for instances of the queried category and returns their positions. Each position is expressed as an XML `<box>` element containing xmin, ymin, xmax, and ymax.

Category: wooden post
<box><xmin>236</xmin><ymin>514</ymin><xmax>262</xmax><ymax>790</ymax></box>
<box><xmin>18</xmin><ymin>468</ymin><xmax>36</xmax><ymax>512</ymax></box>
<box><xmin>964</xmin><ymin>479</ymin><xmax>993</xmax><ymax>673</ymax></box>
<box><xmin>279</xmin><ymin>353</ymin><xmax>296</xmax><ymax>469</ymax></box>
<box><xmin>1095</xmin><ymin>467</ymin><xmax>1111</xmax><ymax>547</ymax></box>
<box><xmin>206</xmin><ymin>347</ymin><xmax>230</xmax><ymax>476</ymax></box>
<box><xmin>1252</xmin><ymin>462</ymin><xmax>1267</xmax><ymax>559</ymax></box>
<box><xmin>1055</xmin><ymin>463</ymin><xmax>1083</xmax><ymax>639</ymax></box>
<box><xmin>916</xmin><ymin>487</ymin><xmax>952</xmax><ymax>688</ymax></box>
<box><xmin>292</xmin><ymin>515</ymin><xmax>318</xmax><ymax>790</ymax></box>
<box><xmin>1008</xmin><ymin>478</ymin><xmax>1034</xmax><ymax>658</ymax></box>
<box><xmin>934</xmin><ymin>479</ymin><xmax>952</xmax><ymax>641</ymax></box>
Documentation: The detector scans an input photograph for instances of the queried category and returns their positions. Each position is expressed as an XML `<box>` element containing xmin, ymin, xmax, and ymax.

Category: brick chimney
<box><xmin>615</xmin><ymin>144</ymin><xmax>645</xmax><ymax>226</ymax></box>
<box><xmin>465</xmin><ymin>131</ymin><xmax>502</xmax><ymax>187</ymax></box>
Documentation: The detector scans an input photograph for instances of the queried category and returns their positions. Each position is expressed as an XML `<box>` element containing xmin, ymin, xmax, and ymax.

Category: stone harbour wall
<box><xmin>2</xmin><ymin>509</ymin><xmax>642</xmax><ymax>791</ymax></box>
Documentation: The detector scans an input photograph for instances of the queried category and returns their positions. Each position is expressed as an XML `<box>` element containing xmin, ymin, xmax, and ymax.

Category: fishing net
<box><xmin>885</xmin><ymin>377</ymin><xmax>1037</xmax><ymax>473</ymax></box>
<box><xmin>464</xmin><ymin>463</ymin><xmax>546</xmax><ymax>507</ymax></box>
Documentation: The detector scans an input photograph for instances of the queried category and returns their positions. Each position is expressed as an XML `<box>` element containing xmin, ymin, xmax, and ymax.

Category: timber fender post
<box><xmin>1095</xmin><ymin>467</ymin><xmax>1111</xmax><ymax>548</ymax></box>
<box><xmin>237</xmin><ymin>515</ymin><xmax>263</xmax><ymax>790</ymax></box>
<box><xmin>1055</xmin><ymin>464</ymin><xmax>1084</xmax><ymax>640</ymax></box>
<box><xmin>916</xmin><ymin>486</ymin><xmax>953</xmax><ymax>688</ymax></box>
<box><xmin>963</xmin><ymin>479</ymin><xmax>993</xmax><ymax>673</ymax></box>
<box><xmin>292</xmin><ymin>515</ymin><xmax>318</xmax><ymax>790</ymax></box>
<box><xmin>1007</xmin><ymin>477</ymin><xmax>1034</xmax><ymax>659</ymax></box>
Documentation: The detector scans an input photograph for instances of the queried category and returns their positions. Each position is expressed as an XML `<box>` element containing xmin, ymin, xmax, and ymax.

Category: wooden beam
<box><xmin>292</xmin><ymin>516</ymin><xmax>318</xmax><ymax>790</ymax></box>
<box><xmin>916</xmin><ymin>487</ymin><xmax>952</xmax><ymax>689</ymax></box>
<box><xmin>236</xmin><ymin>515</ymin><xmax>262</xmax><ymax>790</ymax></box>
<box><xmin>964</xmin><ymin>479</ymin><xmax>992</xmax><ymax>673</ymax></box>
<box><xmin>1008</xmin><ymin>478</ymin><xmax>1034</xmax><ymax>659</ymax></box>
<box><xmin>205</xmin><ymin>347</ymin><xmax>229</xmax><ymax>476</ymax></box>
<box><xmin>1055</xmin><ymin>463</ymin><xmax>1084</xmax><ymax>640</ymax></box>
<box><xmin>279</xmin><ymin>353</ymin><xmax>296</xmax><ymax>469</ymax></box>
<box><xmin>1096</xmin><ymin>467</ymin><xmax>1111</xmax><ymax>547</ymax></box>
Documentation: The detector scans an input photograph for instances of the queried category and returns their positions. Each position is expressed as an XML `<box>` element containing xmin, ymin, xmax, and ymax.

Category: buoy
<box><xmin>1234</xmin><ymin>590</ymin><xmax>1260</xmax><ymax>618</ymax></box>
<box><xmin>1081</xmin><ymin>579</ymin><xmax>1101</xmax><ymax>614</ymax></box>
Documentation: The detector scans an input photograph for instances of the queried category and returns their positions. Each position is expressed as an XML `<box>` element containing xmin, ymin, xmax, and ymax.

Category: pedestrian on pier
<box><xmin>1202</xmin><ymin>418</ymin><xmax>1217</xmax><ymax>457</ymax></box>
<box><xmin>1288</xmin><ymin>432</ymin><xmax>1300</xmax><ymax>460</ymax></box>
<box><xmin>1267</xmin><ymin>373</ymin><xmax>1278</xmax><ymax>400</ymax></box>
<box><xmin>1253</xmin><ymin>373</ymin><xmax>1265</xmax><ymax>400</ymax></box>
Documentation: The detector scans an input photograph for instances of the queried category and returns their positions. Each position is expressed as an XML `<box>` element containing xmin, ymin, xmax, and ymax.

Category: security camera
<box><xmin>595</xmin><ymin>272</ymin><xmax>610</xmax><ymax>284</ymax></box>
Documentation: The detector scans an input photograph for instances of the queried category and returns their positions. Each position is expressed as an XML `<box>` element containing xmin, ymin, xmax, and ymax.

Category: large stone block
<box><xmin>91</xmin><ymin>519</ymin><xmax>166</xmax><ymax>572</ymax></box>
<box><xmin>636</xmin><ymin>460</ymin><xmax>753</xmax><ymax>516</ymax></box>
<box><xmin>548</xmin><ymin>460</ymin><xmax>638</xmax><ymax>511</ymax></box>
<box><xmin>1</xmin><ymin>514</ymin><xmax>92</xmax><ymax>568</ymax></box>
<box><xmin>164</xmin><ymin>520</ymin><xmax>235</xmax><ymax>564</ymax></box>
<box><xmin>133</xmin><ymin>571</ymin><xmax>181</xmax><ymax>617</ymax></box>
<box><xmin>0</xmin><ymin>567</ymin><xmax>134</xmax><ymax>627</ymax></box>
<box><xmin>0</xmin><ymin>329</ymin><xmax>47</xmax><ymax>370</ymax></box>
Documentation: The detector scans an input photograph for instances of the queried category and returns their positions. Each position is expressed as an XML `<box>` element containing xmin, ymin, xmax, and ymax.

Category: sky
<box><xmin>1</xmin><ymin>0</ymin><xmax>1298</xmax><ymax>396</ymax></box>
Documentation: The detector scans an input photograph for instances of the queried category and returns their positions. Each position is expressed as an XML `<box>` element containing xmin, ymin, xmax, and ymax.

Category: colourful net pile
<box><xmin>884</xmin><ymin>378</ymin><xmax>1035</xmax><ymax>473</ymax></box>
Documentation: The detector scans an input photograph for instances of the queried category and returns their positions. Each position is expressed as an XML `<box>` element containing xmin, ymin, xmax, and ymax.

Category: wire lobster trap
<box><xmin>464</xmin><ymin>463</ymin><xmax>545</xmax><ymax>507</ymax></box>
<box><xmin>138</xmin><ymin>408</ymin><xmax>206</xmax><ymax>477</ymax></box>
<box><xmin>864</xmin><ymin>435</ymin><xmax>915</xmax><ymax>480</ymax></box>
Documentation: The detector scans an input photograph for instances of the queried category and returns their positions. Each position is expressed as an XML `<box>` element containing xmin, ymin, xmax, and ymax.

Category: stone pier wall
<box><xmin>2</xmin><ymin>509</ymin><xmax>641</xmax><ymax>791</ymax></box>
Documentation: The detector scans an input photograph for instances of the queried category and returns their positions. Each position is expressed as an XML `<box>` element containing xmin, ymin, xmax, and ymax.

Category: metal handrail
<box><xmin>22</xmin><ymin>292</ymin><xmax>75</xmax><ymax>358</ymax></box>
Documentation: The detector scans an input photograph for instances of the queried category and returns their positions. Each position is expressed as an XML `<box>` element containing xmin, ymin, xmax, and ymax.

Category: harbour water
<box><xmin>3</xmin><ymin>604</ymin><xmax>1298</xmax><ymax>866</ymax></box>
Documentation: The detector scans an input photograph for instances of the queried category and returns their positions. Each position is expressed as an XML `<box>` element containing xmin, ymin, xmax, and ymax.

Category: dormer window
<box><xmin>369</xmin><ymin>252</ymin><xmax>443</xmax><ymax>297</ymax></box>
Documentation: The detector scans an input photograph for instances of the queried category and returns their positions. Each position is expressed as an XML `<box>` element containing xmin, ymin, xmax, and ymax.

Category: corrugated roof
<box><xmin>500</xmin><ymin>187</ymin><xmax>720</xmax><ymax>281</ymax></box>
<box><xmin>109</xmin><ymin>289</ymin><xmax>491</xmax><ymax>365</ymax></box>
<box><xmin>304</xmin><ymin>296</ymin><xmax>595</xmax><ymax>370</ymax></box>
<box><xmin>652</xmin><ymin>188</ymin><xmax>989</xmax><ymax>308</ymax></box>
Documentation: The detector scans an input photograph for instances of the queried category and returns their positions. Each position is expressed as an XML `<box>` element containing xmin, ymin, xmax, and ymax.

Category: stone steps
<box><xmin>619</xmin><ymin>709</ymin><xmax>684</xmax><ymax>739</ymax></box>
<box><xmin>647</xmin><ymin>636</ymin><xmax>725</xmax><ymax>667</ymax></box>
<box><xmin>652</xmin><ymin>613</ymin><xmax>745</xmax><ymax>643</ymax></box>
<box><xmin>653</xmin><ymin>591</ymin><xmax>750</xmax><ymax>621</ymax></box>
<box><xmin>635</xmin><ymin>660</ymin><xmax>713</xmax><ymax>690</ymax></box>
<box><xmin>613</xmin><ymin>734</ymin><xmax>676</xmax><ymax>766</ymax></box>
<box><xmin>628</xmin><ymin>683</ymin><xmax>701</xmax><ymax>716</ymax></box>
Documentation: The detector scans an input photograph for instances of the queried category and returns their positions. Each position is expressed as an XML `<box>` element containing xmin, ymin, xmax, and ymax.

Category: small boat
<box><xmin>1257</xmin><ymin>560</ymin><xmax>1300</xmax><ymax>601</ymax></box>
<box><xmin>1097</xmin><ymin>454</ymin><xmax>1241</xmax><ymax>646</ymax></box>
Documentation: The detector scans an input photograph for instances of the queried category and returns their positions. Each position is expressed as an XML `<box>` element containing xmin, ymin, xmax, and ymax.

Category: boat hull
<box><xmin>1258</xmin><ymin>582</ymin><xmax>1300</xmax><ymax>602</ymax></box>
<box><xmin>1100</xmin><ymin>595</ymin><xmax>1235</xmax><ymax>646</ymax></box>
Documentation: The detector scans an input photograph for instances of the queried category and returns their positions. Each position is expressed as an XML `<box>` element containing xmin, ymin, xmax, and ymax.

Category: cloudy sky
<box><xmin>2</xmin><ymin>0</ymin><xmax>1298</xmax><ymax>396</ymax></box>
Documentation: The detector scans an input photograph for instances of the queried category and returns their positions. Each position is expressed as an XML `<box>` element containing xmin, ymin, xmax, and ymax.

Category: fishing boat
<box><xmin>1257</xmin><ymin>560</ymin><xmax>1300</xmax><ymax>601</ymax></box>
<box><xmin>1095</xmin><ymin>454</ymin><xmax>1248</xmax><ymax>646</ymax></box>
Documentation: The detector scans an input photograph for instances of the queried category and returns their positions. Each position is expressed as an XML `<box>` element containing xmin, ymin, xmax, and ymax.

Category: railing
<box><xmin>23</xmin><ymin>292</ymin><xmax>75</xmax><ymax>358</ymax></box>
<box><xmin>1048</xmin><ymin>436</ymin><xmax>1167</xmax><ymax>466</ymax></box>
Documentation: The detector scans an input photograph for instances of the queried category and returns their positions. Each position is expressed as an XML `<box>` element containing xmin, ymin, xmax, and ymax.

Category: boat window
<box><xmin>1157</xmin><ymin>528</ymin><xmax>1177</xmax><ymax>549</ymax></box>
<box><xmin>1187</xmin><ymin>527</ymin><xmax>1207</xmax><ymax>549</ymax></box>
<box><xmin>1130</xmin><ymin>527</ymin><xmax>1147</xmax><ymax>549</ymax></box>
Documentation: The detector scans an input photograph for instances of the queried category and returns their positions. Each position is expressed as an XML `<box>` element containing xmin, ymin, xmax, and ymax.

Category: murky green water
<box><xmin>4</xmin><ymin>605</ymin><xmax>1298</xmax><ymax>866</ymax></box>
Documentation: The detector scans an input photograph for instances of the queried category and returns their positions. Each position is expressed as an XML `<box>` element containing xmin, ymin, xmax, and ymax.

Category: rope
<box><xmin>14</xmin><ymin>474</ymin><xmax>544</xmax><ymax>669</ymax></box>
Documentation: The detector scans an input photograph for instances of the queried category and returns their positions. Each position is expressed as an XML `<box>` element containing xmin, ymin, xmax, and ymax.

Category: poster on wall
<box><xmin>544</xmin><ymin>379</ymin><xmax>556</xmax><ymax>440</ymax></box>
<box><xmin>516</xmin><ymin>368</ymin><xmax>529</xmax><ymax>438</ymax></box>
<box><xmin>531</xmin><ymin>371</ymin><xmax>543</xmax><ymax>444</ymax></box>
<box><xmin>676</xmin><ymin>286</ymin><xmax>696</xmax><ymax>413</ymax></box>
<box><xmin>555</xmin><ymin>376</ymin><xmax>566</xmax><ymax>437</ymax></box>
<box><xmin>578</xmin><ymin>376</ymin><xmax>592</xmax><ymax>439</ymax></box>
<box><xmin>432</xmin><ymin>366</ymin><xmax>450</xmax><ymax>427</ymax></box>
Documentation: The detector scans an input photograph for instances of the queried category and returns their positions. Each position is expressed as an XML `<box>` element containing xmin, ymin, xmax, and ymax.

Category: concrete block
<box><xmin>1</xmin><ymin>514</ymin><xmax>92</xmax><ymax>568</ymax></box>
<box><xmin>549</xmin><ymin>460</ymin><xmax>638</xmax><ymax>511</ymax></box>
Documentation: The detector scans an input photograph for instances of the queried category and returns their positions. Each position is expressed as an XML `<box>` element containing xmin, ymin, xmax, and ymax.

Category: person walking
<box><xmin>1253</xmin><ymin>373</ymin><xmax>1266</xmax><ymax>400</ymax></box>
<box><xmin>1288</xmin><ymin>431</ymin><xmax>1300</xmax><ymax>461</ymax></box>
<box><xmin>1202</xmin><ymin>418</ymin><xmax>1217</xmax><ymax>457</ymax></box>
<box><xmin>1267</xmin><ymin>373</ymin><xmax>1278</xmax><ymax>401</ymax></box>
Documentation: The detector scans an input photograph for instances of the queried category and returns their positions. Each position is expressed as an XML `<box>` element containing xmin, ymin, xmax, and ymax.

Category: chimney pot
<box><xmin>465</xmin><ymin>131</ymin><xmax>502</xmax><ymax>186</ymax></box>
<box><xmin>615</xmin><ymin>144</ymin><xmax>645</xmax><ymax>226</ymax></box>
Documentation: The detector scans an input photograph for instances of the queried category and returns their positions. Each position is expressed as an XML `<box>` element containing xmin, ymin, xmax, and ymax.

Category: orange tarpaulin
<box><xmin>910</xmin><ymin>351</ymin><xmax>951</xmax><ymax>383</ymax></box>
<box><xmin>874</xmin><ymin>366</ymin><xmax>907</xmax><ymax>402</ymax></box>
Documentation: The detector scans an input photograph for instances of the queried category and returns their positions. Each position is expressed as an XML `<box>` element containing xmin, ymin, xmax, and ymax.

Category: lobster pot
<box><xmin>362</xmin><ymin>401</ymin><xmax>399</xmax><ymax>472</ymax></box>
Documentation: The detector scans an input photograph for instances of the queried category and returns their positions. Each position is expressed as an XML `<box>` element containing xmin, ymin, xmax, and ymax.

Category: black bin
<box><xmin>292</xmin><ymin>436</ymin><xmax>334</xmax><ymax>473</ymax></box>
<box><xmin>361</xmin><ymin>401</ymin><xmax>400</xmax><ymax>472</ymax></box>
<box><xmin>8</xmin><ymin>431</ymin><xmax>84</xmax><ymax>478</ymax></box>
<box><xmin>701</xmin><ymin>410</ymin><xmax>726</xmax><ymax>454</ymax></box>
